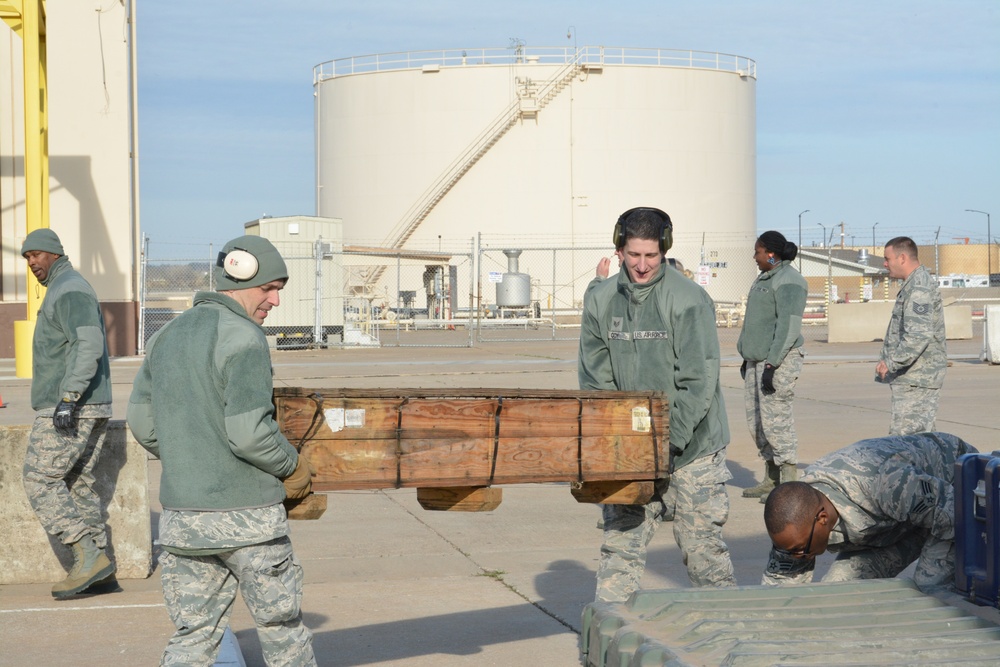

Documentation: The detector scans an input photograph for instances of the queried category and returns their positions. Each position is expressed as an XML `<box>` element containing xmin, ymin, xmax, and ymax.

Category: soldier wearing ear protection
<box><xmin>128</xmin><ymin>235</ymin><xmax>316</xmax><ymax>665</ymax></box>
<box><xmin>738</xmin><ymin>230</ymin><xmax>808</xmax><ymax>503</ymax></box>
<box><xmin>580</xmin><ymin>207</ymin><xmax>736</xmax><ymax>602</ymax></box>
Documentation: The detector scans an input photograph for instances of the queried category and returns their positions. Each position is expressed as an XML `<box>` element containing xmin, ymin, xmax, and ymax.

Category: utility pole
<box><xmin>797</xmin><ymin>209</ymin><xmax>810</xmax><ymax>271</ymax></box>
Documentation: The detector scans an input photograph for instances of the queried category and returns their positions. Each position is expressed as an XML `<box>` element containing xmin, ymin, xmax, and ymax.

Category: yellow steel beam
<box><xmin>1</xmin><ymin>0</ymin><xmax>46</xmax><ymax>36</ymax></box>
<box><xmin>4</xmin><ymin>0</ymin><xmax>49</xmax><ymax>376</ymax></box>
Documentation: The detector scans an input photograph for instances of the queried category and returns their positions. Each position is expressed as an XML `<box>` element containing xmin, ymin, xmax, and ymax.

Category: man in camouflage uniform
<box><xmin>580</xmin><ymin>207</ymin><xmax>736</xmax><ymax>603</ymax></box>
<box><xmin>876</xmin><ymin>237</ymin><xmax>946</xmax><ymax>435</ymax></box>
<box><xmin>20</xmin><ymin>228</ymin><xmax>116</xmax><ymax>599</ymax></box>
<box><xmin>762</xmin><ymin>432</ymin><xmax>975</xmax><ymax>592</ymax></box>
<box><xmin>127</xmin><ymin>236</ymin><xmax>316</xmax><ymax>665</ymax></box>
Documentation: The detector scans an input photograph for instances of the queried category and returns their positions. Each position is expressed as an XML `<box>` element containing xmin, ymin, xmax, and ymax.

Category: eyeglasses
<box><xmin>773</xmin><ymin>508</ymin><xmax>822</xmax><ymax>559</ymax></box>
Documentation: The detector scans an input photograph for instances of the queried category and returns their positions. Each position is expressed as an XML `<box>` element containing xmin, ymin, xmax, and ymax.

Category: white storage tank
<box><xmin>313</xmin><ymin>46</ymin><xmax>758</xmax><ymax>300</ymax></box>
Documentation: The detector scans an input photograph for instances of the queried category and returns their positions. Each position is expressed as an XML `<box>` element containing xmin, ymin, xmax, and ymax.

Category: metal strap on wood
<box><xmin>489</xmin><ymin>396</ymin><xmax>503</xmax><ymax>486</ymax></box>
<box><xmin>296</xmin><ymin>393</ymin><xmax>325</xmax><ymax>451</ymax></box>
<box><xmin>394</xmin><ymin>397</ymin><xmax>410</xmax><ymax>488</ymax></box>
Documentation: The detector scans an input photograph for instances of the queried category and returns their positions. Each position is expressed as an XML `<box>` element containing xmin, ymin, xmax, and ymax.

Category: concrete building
<box><xmin>0</xmin><ymin>0</ymin><xmax>139</xmax><ymax>357</ymax></box>
<box><xmin>314</xmin><ymin>46</ymin><xmax>758</xmax><ymax>303</ymax></box>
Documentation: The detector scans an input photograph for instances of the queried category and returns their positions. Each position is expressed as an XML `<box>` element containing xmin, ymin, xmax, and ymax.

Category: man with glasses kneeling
<box><xmin>762</xmin><ymin>432</ymin><xmax>976</xmax><ymax>593</ymax></box>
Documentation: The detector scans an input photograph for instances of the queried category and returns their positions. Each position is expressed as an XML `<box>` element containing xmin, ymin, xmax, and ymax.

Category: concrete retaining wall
<box><xmin>0</xmin><ymin>421</ymin><xmax>152</xmax><ymax>584</ymax></box>
<box><xmin>828</xmin><ymin>302</ymin><xmax>973</xmax><ymax>343</ymax></box>
<box><xmin>986</xmin><ymin>305</ymin><xmax>1000</xmax><ymax>364</ymax></box>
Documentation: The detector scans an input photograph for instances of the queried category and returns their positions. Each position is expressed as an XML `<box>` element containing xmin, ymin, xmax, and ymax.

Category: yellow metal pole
<box><xmin>8</xmin><ymin>0</ymin><xmax>50</xmax><ymax>378</ymax></box>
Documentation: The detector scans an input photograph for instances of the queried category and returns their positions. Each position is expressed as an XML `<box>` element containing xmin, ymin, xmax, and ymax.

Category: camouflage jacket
<box><xmin>763</xmin><ymin>432</ymin><xmax>976</xmax><ymax>585</ymax></box>
<box><xmin>158</xmin><ymin>505</ymin><xmax>288</xmax><ymax>554</ymax></box>
<box><xmin>878</xmin><ymin>265</ymin><xmax>946</xmax><ymax>388</ymax></box>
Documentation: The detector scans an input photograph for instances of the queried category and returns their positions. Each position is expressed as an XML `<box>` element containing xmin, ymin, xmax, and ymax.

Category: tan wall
<box><xmin>0</xmin><ymin>421</ymin><xmax>152</xmax><ymax>584</ymax></box>
<box><xmin>0</xmin><ymin>0</ymin><xmax>137</xmax><ymax>354</ymax></box>
<box><xmin>929</xmin><ymin>243</ymin><xmax>999</xmax><ymax>277</ymax></box>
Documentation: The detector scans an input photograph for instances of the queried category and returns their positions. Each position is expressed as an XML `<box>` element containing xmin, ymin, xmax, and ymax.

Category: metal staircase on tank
<box><xmin>361</xmin><ymin>51</ymin><xmax>588</xmax><ymax>287</ymax></box>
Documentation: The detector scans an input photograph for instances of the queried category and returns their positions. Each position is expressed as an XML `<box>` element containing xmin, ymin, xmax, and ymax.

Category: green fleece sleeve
<box><xmin>126</xmin><ymin>357</ymin><xmax>160</xmax><ymax>458</ymax></box>
<box><xmin>53</xmin><ymin>292</ymin><xmax>106</xmax><ymax>397</ymax></box>
<box><xmin>766</xmin><ymin>282</ymin><xmax>807</xmax><ymax>366</ymax></box>
<box><xmin>221</xmin><ymin>344</ymin><xmax>299</xmax><ymax>479</ymax></box>
<box><xmin>578</xmin><ymin>286</ymin><xmax>617</xmax><ymax>391</ymax></box>
<box><xmin>667</xmin><ymin>297</ymin><xmax>721</xmax><ymax>450</ymax></box>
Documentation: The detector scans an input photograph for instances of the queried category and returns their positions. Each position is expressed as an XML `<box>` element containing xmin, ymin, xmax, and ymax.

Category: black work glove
<box><xmin>53</xmin><ymin>397</ymin><xmax>78</xmax><ymax>434</ymax></box>
<box><xmin>740</xmin><ymin>359</ymin><xmax>748</xmax><ymax>380</ymax></box>
<box><xmin>760</xmin><ymin>364</ymin><xmax>777</xmax><ymax>396</ymax></box>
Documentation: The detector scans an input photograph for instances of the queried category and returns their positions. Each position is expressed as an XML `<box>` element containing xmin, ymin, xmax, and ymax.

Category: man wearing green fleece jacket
<box><xmin>580</xmin><ymin>207</ymin><xmax>736</xmax><ymax>602</ymax></box>
<box><xmin>127</xmin><ymin>235</ymin><xmax>315</xmax><ymax>666</ymax></box>
<box><xmin>21</xmin><ymin>228</ymin><xmax>115</xmax><ymax>599</ymax></box>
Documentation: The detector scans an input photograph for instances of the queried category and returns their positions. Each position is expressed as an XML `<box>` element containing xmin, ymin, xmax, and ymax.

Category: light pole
<box><xmin>872</xmin><ymin>222</ymin><xmax>879</xmax><ymax>252</ymax></box>
<box><xmin>798</xmin><ymin>209</ymin><xmax>810</xmax><ymax>271</ymax></box>
<box><xmin>966</xmin><ymin>209</ymin><xmax>991</xmax><ymax>281</ymax></box>
<box><xmin>818</xmin><ymin>222</ymin><xmax>831</xmax><ymax>303</ymax></box>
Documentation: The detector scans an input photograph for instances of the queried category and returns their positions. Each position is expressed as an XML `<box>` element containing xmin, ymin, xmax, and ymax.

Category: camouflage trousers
<box><xmin>595</xmin><ymin>450</ymin><xmax>737</xmax><ymax>602</ymax></box>
<box><xmin>889</xmin><ymin>383</ymin><xmax>939</xmax><ymax>435</ymax></box>
<box><xmin>159</xmin><ymin>537</ymin><xmax>316</xmax><ymax>666</ymax></box>
<box><xmin>22</xmin><ymin>414</ymin><xmax>110</xmax><ymax>548</ymax></box>
<box><xmin>825</xmin><ymin>530</ymin><xmax>952</xmax><ymax>592</ymax></box>
<box><xmin>743</xmin><ymin>349</ymin><xmax>804</xmax><ymax>465</ymax></box>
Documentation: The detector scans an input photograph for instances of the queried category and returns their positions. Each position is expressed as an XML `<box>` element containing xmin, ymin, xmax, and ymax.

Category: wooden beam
<box><xmin>417</xmin><ymin>487</ymin><xmax>503</xmax><ymax>512</ymax></box>
<box><xmin>283</xmin><ymin>493</ymin><xmax>328</xmax><ymax>521</ymax></box>
<box><xmin>275</xmin><ymin>387</ymin><xmax>670</xmax><ymax>499</ymax></box>
<box><xmin>570</xmin><ymin>481</ymin><xmax>655</xmax><ymax>505</ymax></box>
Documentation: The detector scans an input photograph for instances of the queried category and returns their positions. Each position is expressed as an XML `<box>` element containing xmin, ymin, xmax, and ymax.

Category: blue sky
<box><xmin>137</xmin><ymin>0</ymin><xmax>999</xmax><ymax>255</ymax></box>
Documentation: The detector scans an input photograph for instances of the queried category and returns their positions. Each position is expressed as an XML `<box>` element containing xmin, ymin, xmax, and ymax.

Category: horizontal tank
<box><xmin>314</xmin><ymin>46</ymin><xmax>756</xmax><ymax>249</ymax></box>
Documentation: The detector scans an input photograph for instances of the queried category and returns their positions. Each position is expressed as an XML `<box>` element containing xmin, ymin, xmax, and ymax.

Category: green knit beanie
<box><xmin>20</xmin><ymin>228</ymin><xmax>65</xmax><ymax>256</ymax></box>
<box><xmin>214</xmin><ymin>235</ymin><xmax>288</xmax><ymax>290</ymax></box>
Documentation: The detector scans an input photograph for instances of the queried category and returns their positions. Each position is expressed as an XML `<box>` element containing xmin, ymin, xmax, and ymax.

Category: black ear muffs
<box><xmin>217</xmin><ymin>248</ymin><xmax>259</xmax><ymax>281</ymax></box>
<box><xmin>613</xmin><ymin>207</ymin><xmax>673</xmax><ymax>253</ymax></box>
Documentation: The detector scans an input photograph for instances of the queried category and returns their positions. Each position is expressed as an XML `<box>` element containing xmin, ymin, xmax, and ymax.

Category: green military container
<box><xmin>581</xmin><ymin>579</ymin><xmax>1000</xmax><ymax>666</ymax></box>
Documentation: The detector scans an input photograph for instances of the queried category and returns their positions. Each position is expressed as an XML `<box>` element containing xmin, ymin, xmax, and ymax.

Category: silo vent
<box><xmin>503</xmin><ymin>249</ymin><xmax>523</xmax><ymax>273</ymax></box>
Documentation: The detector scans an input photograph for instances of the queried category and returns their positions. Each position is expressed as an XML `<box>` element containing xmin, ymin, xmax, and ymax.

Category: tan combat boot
<box><xmin>743</xmin><ymin>461</ymin><xmax>780</xmax><ymax>498</ymax></box>
<box><xmin>760</xmin><ymin>463</ymin><xmax>799</xmax><ymax>504</ymax></box>
<box><xmin>51</xmin><ymin>535</ymin><xmax>116</xmax><ymax>599</ymax></box>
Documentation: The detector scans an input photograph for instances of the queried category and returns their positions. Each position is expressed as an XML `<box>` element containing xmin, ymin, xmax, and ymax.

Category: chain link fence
<box><xmin>139</xmin><ymin>237</ymin><xmax>477</xmax><ymax>351</ymax></box>
<box><xmin>139</xmin><ymin>235</ymin><xmax>1000</xmax><ymax>352</ymax></box>
<box><xmin>475</xmin><ymin>235</ymin><xmax>760</xmax><ymax>346</ymax></box>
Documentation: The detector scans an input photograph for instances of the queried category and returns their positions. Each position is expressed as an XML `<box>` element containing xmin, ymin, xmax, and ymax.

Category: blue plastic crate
<box><xmin>955</xmin><ymin>451</ymin><xmax>1000</xmax><ymax>607</ymax></box>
